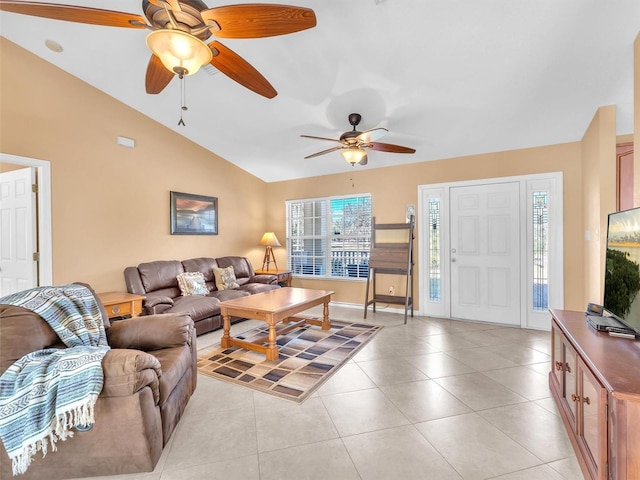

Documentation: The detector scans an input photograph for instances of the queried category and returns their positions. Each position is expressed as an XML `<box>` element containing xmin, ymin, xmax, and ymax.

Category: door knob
<box><xmin>451</xmin><ymin>258</ymin><xmax>457</xmax><ymax>263</ymax></box>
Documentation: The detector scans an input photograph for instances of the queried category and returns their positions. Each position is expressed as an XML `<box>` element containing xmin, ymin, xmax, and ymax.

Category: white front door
<box><xmin>450</xmin><ymin>182</ymin><xmax>520</xmax><ymax>325</ymax></box>
<box><xmin>0</xmin><ymin>167</ymin><xmax>38</xmax><ymax>296</ymax></box>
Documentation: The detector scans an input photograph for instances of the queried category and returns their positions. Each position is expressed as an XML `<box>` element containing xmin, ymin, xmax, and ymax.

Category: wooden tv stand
<box><xmin>549</xmin><ymin>309</ymin><xmax>640</xmax><ymax>480</ymax></box>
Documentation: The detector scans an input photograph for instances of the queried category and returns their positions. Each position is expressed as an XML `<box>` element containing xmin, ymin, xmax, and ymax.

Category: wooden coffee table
<box><xmin>219</xmin><ymin>287</ymin><xmax>334</xmax><ymax>360</ymax></box>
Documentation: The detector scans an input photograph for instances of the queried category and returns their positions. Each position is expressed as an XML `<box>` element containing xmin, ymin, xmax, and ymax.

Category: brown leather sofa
<box><xmin>0</xmin><ymin>285</ymin><xmax>197</xmax><ymax>480</ymax></box>
<box><xmin>124</xmin><ymin>256</ymin><xmax>280</xmax><ymax>335</ymax></box>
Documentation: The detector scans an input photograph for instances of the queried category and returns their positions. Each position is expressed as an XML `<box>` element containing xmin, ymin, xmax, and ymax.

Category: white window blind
<box><xmin>286</xmin><ymin>194</ymin><xmax>372</xmax><ymax>278</ymax></box>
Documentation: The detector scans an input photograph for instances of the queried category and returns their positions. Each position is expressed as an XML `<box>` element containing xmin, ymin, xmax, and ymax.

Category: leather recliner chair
<box><xmin>0</xmin><ymin>284</ymin><xmax>197</xmax><ymax>480</ymax></box>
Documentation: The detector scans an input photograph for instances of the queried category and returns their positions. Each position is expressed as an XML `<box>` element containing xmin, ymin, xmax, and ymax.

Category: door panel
<box><xmin>0</xmin><ymin>167</ymin><xmax>37</xmax><ymax>296</ymax></box>
<box><xmin>488</xmin><ymin>214</ymin><xmax>510</xmax><ymax>254</ymax></box>
<box><xmin>458</xmin><ymin>266</ymin><xmax>480</xmax><ymax>305</ymax></box>
<box><xmin>451</xmin><ymin>182</ymin><xmax>520</xmax><ymax>325</ymax></box>
<box><xmin>459</xmin><ymin>216</ymin><xmax>479</xmax><ymax>254</ymax></box>
<box><xmin>488</xmin><ymin>267</ymin><xmax>510</xmax><ymax>307</ymax></box>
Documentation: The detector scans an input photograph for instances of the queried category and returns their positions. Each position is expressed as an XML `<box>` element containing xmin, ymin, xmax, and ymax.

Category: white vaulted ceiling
<box><xmin>1</xmin><ymin>0</ymin><xmax>639</xmax><ymax>182</ymax></box>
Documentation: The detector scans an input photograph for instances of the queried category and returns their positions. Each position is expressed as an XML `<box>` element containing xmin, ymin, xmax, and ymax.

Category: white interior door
<box><xmin>450</xmin><ymin>182</ymin><xmax>520</xmax><ymax>325</ymax></box>
<box><xmin>0</xmin><ymin>167</ymin><xmax>38</xmax><ymax>296</ymax></box>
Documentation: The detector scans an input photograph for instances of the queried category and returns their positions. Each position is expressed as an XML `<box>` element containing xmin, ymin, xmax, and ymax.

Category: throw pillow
<box><xmin>176</xmin><ymin>272</ymin><xmax>209</xmax><ymax>296</ymax></box>
<box><xmin>213</xmin><ymin>266</ymin><xmax>239</xmax><ymax>291</ymax></box>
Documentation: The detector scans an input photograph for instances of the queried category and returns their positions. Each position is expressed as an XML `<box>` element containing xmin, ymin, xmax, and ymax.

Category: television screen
<box><xmin>603</xmin><ymin>207</ymin><xmax>640</xmax><ymax>334</ymax></box>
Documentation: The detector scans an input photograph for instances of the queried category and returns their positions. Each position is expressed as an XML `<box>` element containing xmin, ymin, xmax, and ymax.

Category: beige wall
<box><xmin>580</xmin><ymin>106</ymin><xmax>617</xmax><ymax>304</ymax></box>
<box><xmin>0</xmin><ymin>38</ymin><xmax>269</xmax><ymax>292</ymax></box>
<box><xmin>0</xmin><ymin>36</ymin><xmax>628</xmax><ymax>314</ymax></box>
<box><xmin>267</xmin><ymin>142</ymin><xmax>586</xmax><ymax>310</ymax></box>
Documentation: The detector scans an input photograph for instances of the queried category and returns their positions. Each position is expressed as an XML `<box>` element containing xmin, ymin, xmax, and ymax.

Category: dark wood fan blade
<box><xmin>367</xmin><ymin>142</ymin><xmax>416</xmax><ymax>154</ymax></box>
<box><xmin>209</xmin><ymin>41</ymin><xmax>277</xmax><ymax>98</ymax></box>
<box><xmin>0</xmin><ymin>0</ymin><xmax>147</xmax><ymax>28</ymax></box>
<box><xmin>304</xmin><ymin>146</ymin><xmax>344</xmax><ymax>159</ymax></box>
<box><xmin>201</xmin><ymin>4</ymin><xmax>316</xmax><ymax>39</ymax></box>
<box><xmin>300</xmin><ymin>134</ymin><xmax>342</xmax><ymax>144</ymax></box>
<box><xmin>358</xmin><ymin>154</ymin><xmax>368</xmax><ymax>166</ymax></box>
<box><xmin>145</xmin><ymin>54</ymin><xmax>174</xmax><ymax>94</ymax></box>
<box><xmin>356</xmin><ymin>128</ymin><xmax>388</xmax><ymax>143</ymax></box>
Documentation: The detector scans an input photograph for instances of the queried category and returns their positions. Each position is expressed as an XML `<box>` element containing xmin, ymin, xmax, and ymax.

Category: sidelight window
<box><xmin>429</xmin><ymin>198</ymin><xmax>441</xmax><ymax>301</ymax></box>
<box><xmin>532</xmin><ymin>191</ymin><xmax>548</xmax><ymax>310</ymax></box>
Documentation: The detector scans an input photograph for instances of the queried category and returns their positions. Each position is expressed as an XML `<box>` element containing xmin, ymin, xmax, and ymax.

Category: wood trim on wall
<box><xmin>617</xmin><ymin>142</ymin><xmax>634</xmax><ymax>211</ymax></box>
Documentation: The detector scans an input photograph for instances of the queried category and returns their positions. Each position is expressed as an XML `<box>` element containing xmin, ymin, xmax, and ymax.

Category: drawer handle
<box><xmin>583</xmin><ymin>396</ymin><xmax>591</xmax><ymax>405</ymax></box>
<box><xmin>565</xmin><ymin>363</ymin><xmax>571</xmax><ymax>373</ymax></box>
<box><xmin>571</xmin><ymin>394</ymin><xmax>580</xmax><ymax>403</ymax></box>
<box><xmin>111</xmin><ymin>305</ymin><xmax>121</xmax><ymax>314</ymax></box>
<box><xmin>555</xmin><ymin>361</ymin><xmax>563</xmax><ymax>371</ymax></box>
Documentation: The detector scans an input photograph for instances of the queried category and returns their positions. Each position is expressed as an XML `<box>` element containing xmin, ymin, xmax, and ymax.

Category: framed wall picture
<box><xmin>170</xmin><ymin>191</ymin><xmax>218</xmax><ymax>235</ymax></box>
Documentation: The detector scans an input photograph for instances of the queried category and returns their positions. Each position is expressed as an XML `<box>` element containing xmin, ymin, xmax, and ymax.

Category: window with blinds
<box><xmin>286</xmin><ymin>194</ymin><xmax>372</xmax><ymax>278</ymax></box>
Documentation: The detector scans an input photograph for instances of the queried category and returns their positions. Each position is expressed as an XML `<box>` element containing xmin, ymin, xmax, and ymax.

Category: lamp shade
<box><xmin>146</xmin><ymin>29</ymin><xmax>213</xmax><ymax>76</ymax></box>
<box><xmin>341</xmin><ymin>147</ymin><xmax>366</xmax><ymax>165</ymax></box>
<box><xmin>259</xmin><ymin>232</ymin><xmax>281</xmax><ymax>247</ymax></box>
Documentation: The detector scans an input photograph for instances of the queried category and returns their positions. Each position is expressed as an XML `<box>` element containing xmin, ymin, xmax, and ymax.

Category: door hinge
<box><xmin>33</xmin><ymin>252</ymin><xmax>40</xmax><ymax>262</ymax></box>
<box><xmin>32</xmin><ymin>183</ymin><xmax>38</xmax><ymax>193</ymax></box>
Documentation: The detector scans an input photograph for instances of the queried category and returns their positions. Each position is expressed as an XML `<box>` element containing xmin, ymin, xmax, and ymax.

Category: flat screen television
<box><xmin>603</xmin><ymin>206</ymin><xmax>640</xmax><ymax>334</ymax></box>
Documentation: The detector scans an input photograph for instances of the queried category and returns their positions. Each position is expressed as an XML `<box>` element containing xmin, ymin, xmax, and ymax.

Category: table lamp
<box><xmin>259</xmin><ymin>232</ymin><xmax>281</xmax><ymax>271</ymax></box>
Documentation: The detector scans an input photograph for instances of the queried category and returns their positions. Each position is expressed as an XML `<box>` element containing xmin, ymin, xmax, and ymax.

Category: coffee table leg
<box><xmin>266</xmin><ymin>322</ymin><xmax>278</xmax><ymax>360</ymax></box>
<box><xmin>221</xmin><ymin>313</ymin><xmax>231</xmax><ymax>348</ymax></box>
<box><xmin>322</xmin><ymin>298</ymin><xmax>331</xmax><ymax>330</ymax></box>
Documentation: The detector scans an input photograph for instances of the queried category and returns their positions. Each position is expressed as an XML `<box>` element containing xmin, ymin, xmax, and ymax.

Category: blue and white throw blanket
<box><xmin>0</xmin><ymin>284</ymin><xmax>110</xmax><ymax>476</ymax></box>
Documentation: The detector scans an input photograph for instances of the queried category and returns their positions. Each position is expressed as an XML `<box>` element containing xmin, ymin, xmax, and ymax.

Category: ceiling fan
<box><xmin>0</xmin><ymin>0</ymin><xmax>316</xmax><ymax>98</ymax></box>
<box><xmin>301</xmin><ymin>113</ymin><xmax>416</xmax><ymax>166</ymax></box>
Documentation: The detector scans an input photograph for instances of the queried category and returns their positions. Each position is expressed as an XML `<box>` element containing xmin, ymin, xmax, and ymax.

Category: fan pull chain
<box><xmin>178</xmin><ymin>75</ymin><xmax>188</xmax><ymax>127</ymax></box>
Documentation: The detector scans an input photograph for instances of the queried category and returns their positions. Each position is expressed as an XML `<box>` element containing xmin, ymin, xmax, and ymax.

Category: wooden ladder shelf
<box><xmin>364</xmin><ymin>215</ymin><xmax>415</xmax><ymax>324</ymax></box>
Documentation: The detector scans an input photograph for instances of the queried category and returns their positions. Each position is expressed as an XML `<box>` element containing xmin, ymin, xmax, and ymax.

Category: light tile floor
<box><xmin>79</xmin><ymin>306</ymin><xmax>586</xmax><ymax>480</ymax></box>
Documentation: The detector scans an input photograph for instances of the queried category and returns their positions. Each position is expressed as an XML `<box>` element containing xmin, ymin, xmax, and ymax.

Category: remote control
<box><xmin>608</xmin><ymin>331</ymin><xmax>636</xmax><ymax>339</ymax></box>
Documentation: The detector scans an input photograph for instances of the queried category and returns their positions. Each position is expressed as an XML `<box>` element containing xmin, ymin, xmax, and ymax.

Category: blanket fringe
<box><xmin>10</xmin><ymin>400</ymin><xmax>96</xmax><ymax>476</ymax></box>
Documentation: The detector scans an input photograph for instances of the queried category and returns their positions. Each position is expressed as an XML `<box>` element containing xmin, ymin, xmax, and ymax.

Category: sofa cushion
<box><xmin>208</xmin><ymin>289</ymin><xmax>251</xmax><ymax>301</ymax></box>
<box><xmin>213</xmin><ymin>266</ymin><xmax>239</xmax><ymax>290</ymax></box>
<box><xmin>150</xmin><ymin>345</ymin><xmax>194</xmax><ymax>407</ymax></box>
<box><xmin>107</xmin><ymin>313</ymin><xmax>194</xmax><ymax>351</ymax></box>
<box><xmin>100</xmin><ymin>349</ymin><xmax>162</xmax><ymax>402</ymax></box>
<box><xmin>237</xmin><ymin>283</ymin><xmax>281</xmax><ymax>295</ymax></box>
<box><xmin>0</xmin><ymin>305</ymin><xmax>62</xmax><ymax>374</ymax></box>
<box><xmin>169</xmin><ymin>295</ymin><xmax>221</xmax><ymax>322</ymax></box>
<box><xmin>139</xmin><ymin>260</ymin><xmax>184</xmax><ymax>293</ymax></box>
<box><xmin>176</xmin><ymin>272</ymin><xmax>208</xmax><ymax>296</ymax></box>
<box><xmin>182</xmin><ymin>257</ymin><xmax>218</xmax><ymax>283</ymax></box>
<box><xmin>216</xmin><ymin>256</ymin><xmax>253</xmax><ymax>285</ymax></box>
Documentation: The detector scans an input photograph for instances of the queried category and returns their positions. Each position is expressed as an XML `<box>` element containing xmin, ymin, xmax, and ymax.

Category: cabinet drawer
<box><xmin>107</xmin><ymin>301</ymin><xmax>132</xmax><ymax>317</ymax></box>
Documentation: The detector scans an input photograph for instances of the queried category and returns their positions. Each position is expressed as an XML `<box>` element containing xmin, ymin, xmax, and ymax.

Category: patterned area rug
<box><xmin>197</xmin><ymin>319</ymin><xmax>381</xmax><ymax>403</ymax></box>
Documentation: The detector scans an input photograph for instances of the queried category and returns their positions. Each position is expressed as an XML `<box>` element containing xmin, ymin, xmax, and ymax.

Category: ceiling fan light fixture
<box><xmin>146</xmin><ymin>29</ymin><xmax>213</xmax><ymax>77</ymax></box>
<box><xmin>341</xmin><ymin>147</ymin><xmax>366</xmax><ymax>165</ymax></box>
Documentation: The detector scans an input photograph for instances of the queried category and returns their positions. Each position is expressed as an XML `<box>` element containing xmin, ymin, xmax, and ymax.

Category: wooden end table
<box><xmin>219</xmin><ymin>287</ymin><xmax>333</xmax><ymax>360</ymax></box>
<box><xmin>254</xmin><ymin>269</ymin><xmax>292</xmax><ymax>287</ymax></box>
<box><xmin>97</xmin><ymin>292</ymin><xmax>145</xmax><ymax>320</ymax></box>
